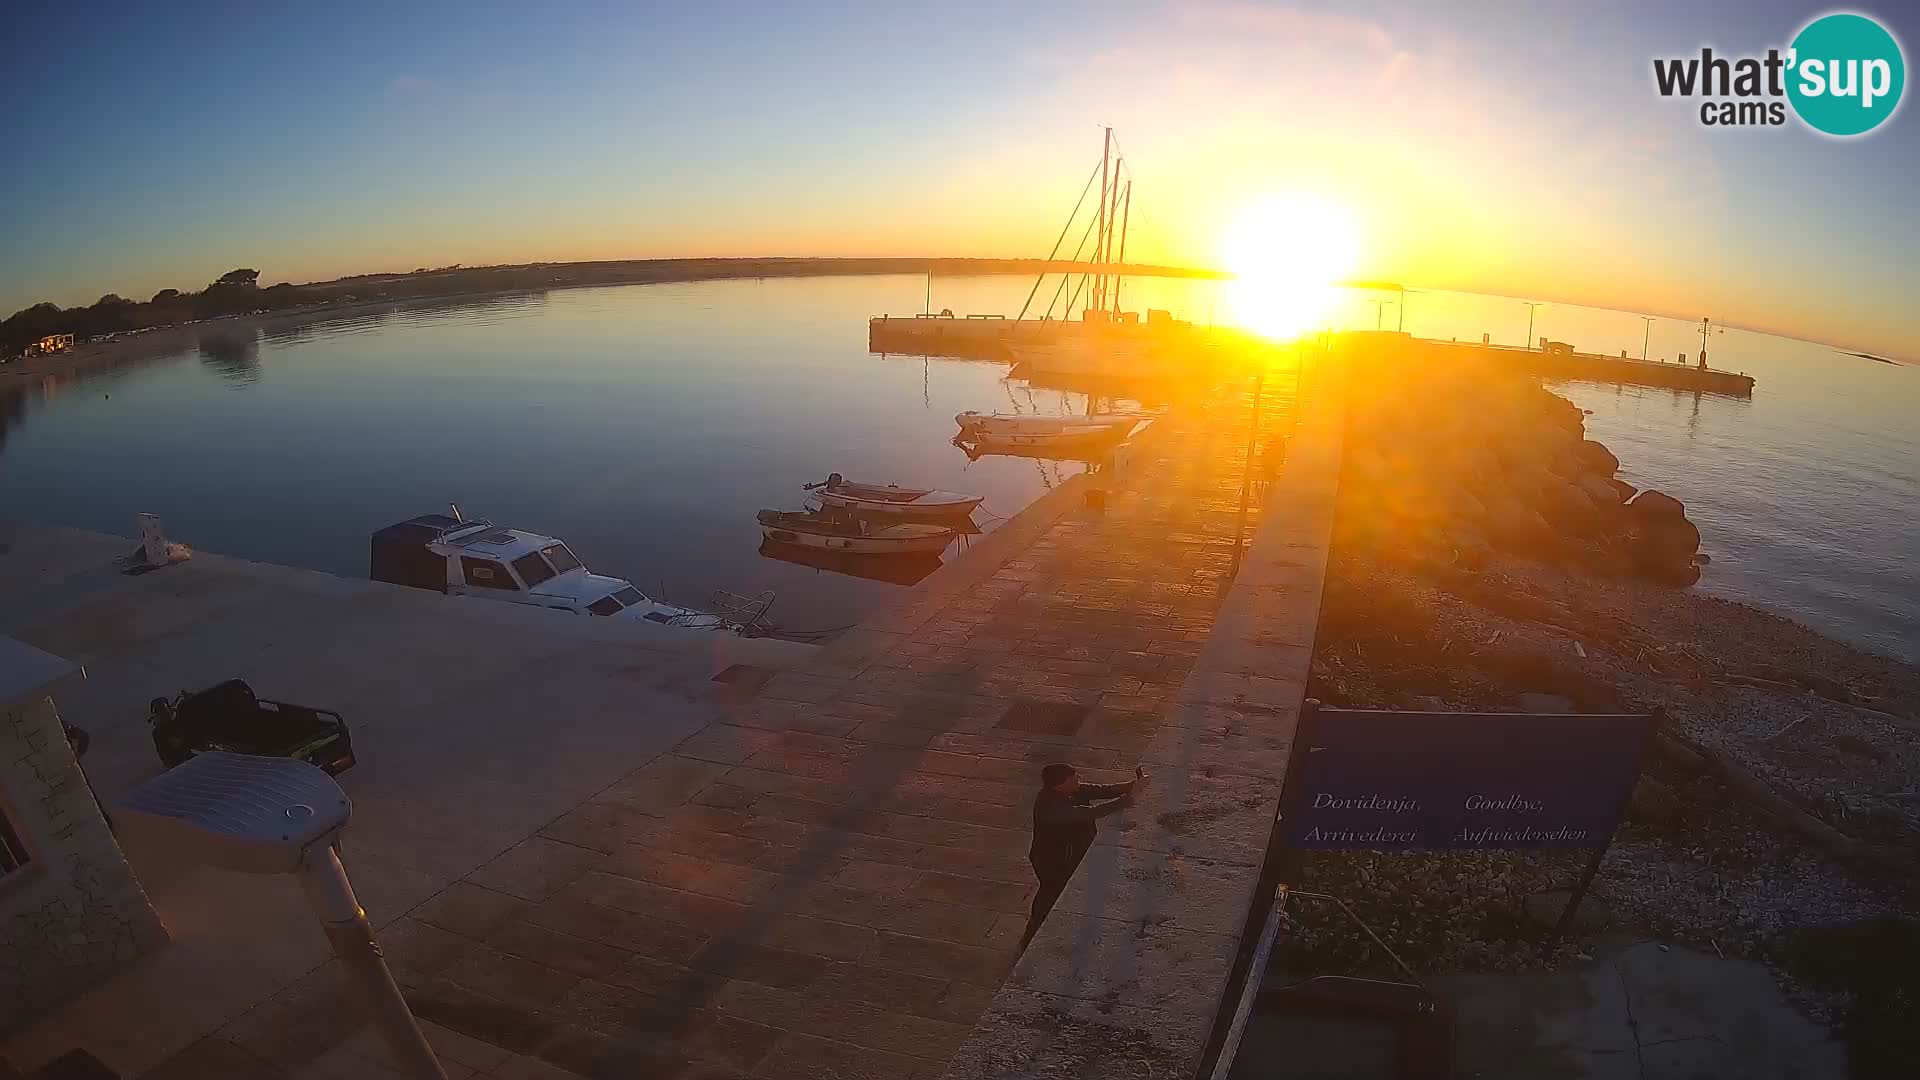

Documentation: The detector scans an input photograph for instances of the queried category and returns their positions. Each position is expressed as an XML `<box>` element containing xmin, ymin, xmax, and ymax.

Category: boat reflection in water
<box><xmin>757</xmin><ymin>538</ymin><xmax>945</xmax><ymax>586</ymax></box>
<box><xmin>950</xmin><ymin>425</ymin><xmax>1140</xmax><ymax>464</ymax></box>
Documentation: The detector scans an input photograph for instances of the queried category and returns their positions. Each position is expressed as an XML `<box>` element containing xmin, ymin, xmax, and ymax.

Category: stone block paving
<box><xmin>137</xmin><ymin>378</ymin><xmax>1295</xmax><ymax>1080</ymax></box>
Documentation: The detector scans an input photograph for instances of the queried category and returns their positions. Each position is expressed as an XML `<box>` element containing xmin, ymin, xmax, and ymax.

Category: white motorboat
<box><xmin>757</xmin><ymin>509</ymin><xmax>955</xmax><ymax>555</ymax></box>
<box><xmin>954</xmin><ymin>410</ymin><xmax>1140</xmax><ymax>438</ymax></box>
<box><xmin>370</xmin><ymin>512</ymin><xmax>769</xmax><ymax>633</ymax></box>
<box><xmin>804</xmin><ymin>473</ymin><xmax>983</xmax><ymax>517</ymax></box>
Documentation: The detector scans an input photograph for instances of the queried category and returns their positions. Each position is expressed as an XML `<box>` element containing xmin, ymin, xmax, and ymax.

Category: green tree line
<box><xmin>0</xmin><ymin>268</ymin><xmax>301</xmax><ymax>356</ymax></box>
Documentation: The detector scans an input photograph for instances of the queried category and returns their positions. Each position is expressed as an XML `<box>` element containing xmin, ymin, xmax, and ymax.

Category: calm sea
<box><xmin>1</xmin><ymin>274</ymin><xmax>1913</xmax><ymax>661</ymax></box>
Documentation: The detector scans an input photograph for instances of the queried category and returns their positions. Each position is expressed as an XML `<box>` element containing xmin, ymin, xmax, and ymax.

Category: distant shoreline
<box><xmin>0</xmin><ymin>256</ymin><xmax>1219</xmax><ymax>388</ymax></box>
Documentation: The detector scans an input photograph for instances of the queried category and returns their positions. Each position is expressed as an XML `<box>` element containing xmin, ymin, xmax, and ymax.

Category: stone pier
<box><xmin>4</xmin><ymin>357</ymin><xmax>1343</xmax><ymax>1080</ymax></box>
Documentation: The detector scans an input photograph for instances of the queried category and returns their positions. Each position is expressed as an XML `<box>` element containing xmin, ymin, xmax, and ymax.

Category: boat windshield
<box><xmin>511</xmin><ymin>551</ymin><xmax>557</xmax><ymax>587</ymax></box>
<box><xmin>543</xmin><ymin>544</ymin><xmax>583</xmax><ymax>574</ymax></box>
<box><xmin>586</xmin><ymin>595</ymin><xmax>622</xmax><ymax>616</ymax></box>
<box><xmin>613</xmin><ymin>586</ymin><xmax>647</xmax><ymax>607</ymax></box>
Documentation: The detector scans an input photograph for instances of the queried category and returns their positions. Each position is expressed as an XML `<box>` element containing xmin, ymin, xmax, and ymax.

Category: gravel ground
<box><xmin>1298</xmin><ymin>547</ymin><xmax>1917</xmax><ymax>985</ymax></box>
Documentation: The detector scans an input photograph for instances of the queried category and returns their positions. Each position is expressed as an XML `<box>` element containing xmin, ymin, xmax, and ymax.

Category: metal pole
<box><xmin>1094</xmin><ymin>127</ymin><xmax>1110</xmax><ymax>316</ymax></box>
<box><xmin>1641</xmin><ymin>317</ymin><xmax>1653</xmax><ymax>360</ymax></box>
<box><xmin>1102</xmin><ymin>158</ymin><xmax>1123</xmax><ymax>314</ymax></box>
<box><xmin>1523</xmin><ymin>302</ymin><xmax>1543</xmax><ymax>350</ymax></box>
<box><xmin>1112</xmin><ymin>179</ymin><xmax>1132</xmax><ymax>314</ymax></box>
<box><xmin>1207</xmin><ymin>885</ymin><xmax>1288</xmax><ymax>1080</ymax></box>
<box><xmin>1229</xmin><ymin>370</ymin><xmax>1266</xmax><ymax>580</ymax></box>
<box><xmin>1017</xmin><ymin>159</ymin><xmax>1103</xmax><ymax>321</ymax></box>
<box><xmin>299</xmin><ymin>845</ymin><xmax>446</xmax><ymax>1079</ymax></box>
<box><xmin>1543</xmin><ymin>837</ymin><xmax>1613</xmax><ymax>957</ymax></box>
<box><xmin>1396</xmin><ymin>287</ymin><xmax>1405</xmax><ymax>332</ymax></box>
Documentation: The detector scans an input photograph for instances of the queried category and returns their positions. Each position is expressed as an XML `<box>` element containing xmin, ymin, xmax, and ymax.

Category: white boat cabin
<box><xmin>370</xmin><ymin>514</ymin><xmax>736</xmax><ymax>630</ymax></box>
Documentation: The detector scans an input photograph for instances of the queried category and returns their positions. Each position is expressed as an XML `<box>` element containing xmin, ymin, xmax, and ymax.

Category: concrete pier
<box><xmin>872</xmin><ymin>317</ymin><xmax>1757</xmax><ymax>397</ymax></box>
<box><xmin>1423</xmin><ymin>337</ymin><xmax>1757</xmax><ymax>397</ymax></box>
<box><xmin>4</xmin><ymin>358</ymin><xmax>1341</xmax><ymax>1079</ymax></box>
<box><xmin>0</xmin><ymin>522</ymin><xmax>817</xmax><ymax>1078</ymax></box>
<box><xmin>869</xmin><ymin>314</ymin><xmax>1226</xmax><ymax>365</ymax></box>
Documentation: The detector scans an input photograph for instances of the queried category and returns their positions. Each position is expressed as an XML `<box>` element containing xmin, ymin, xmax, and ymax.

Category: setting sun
<box><xmin>1221</xmin><ymin>193</ymin><xmax>1362</xmax><ymax>340</ymax></box>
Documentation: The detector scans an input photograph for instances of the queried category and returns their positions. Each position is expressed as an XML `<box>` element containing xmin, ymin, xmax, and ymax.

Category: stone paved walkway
<box><xmin>145</xmin><ymin>374</ymin><xmax>1296</xmax><ymax>1080</ymax></box>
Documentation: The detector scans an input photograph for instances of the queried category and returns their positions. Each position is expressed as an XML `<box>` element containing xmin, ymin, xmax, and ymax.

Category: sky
<box><xmin>2</xmin><ymin>0</ymin><xmax>1915</xmax><ymax>359</ymax></box>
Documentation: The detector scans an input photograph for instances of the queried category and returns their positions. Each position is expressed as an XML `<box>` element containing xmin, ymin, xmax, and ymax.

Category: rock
<box><xmin>1627</xmin><ymin>489</ymin><xmax>1686</xmax><ymax>521</ymax></box>
<box><xmin>1575</xmin><ymin>439</ymin><xmax>1620</xmax><ymax>476</ymax></box>
<box><xmin>1523</xmin><ymin>889</ymin><xmax>1614</xmax><ymax>933</ymax></box>
<box><xmin>1484</xmin><ymin>496</ymin><xmax>1558</xmax><ymax>555</ymax></box>
<box><xmin>1607</xmin><ymin>477</ymin><xmax>1638</xmax><ymax>502</ymax></box>
<box><xmin>1629</xmin><ymin>777</ymin><xmax>1684</xmax><ymax>826</ymax></box>
<box><xmin>1544</xmin><ymin>448</ymin><xmax>1583</xmax><ymax>478</ymax></box>
<box><xmin>1634</xmin><ymin>516</ymin><xmax>1702</xmax><ymax>560</ymax></box>
<box><xmin>1449</xmin><ymin>488</ymin><xmax>1489</xmax><ymax>523</ymax></box>
<box><xmin>1625</xmin><ymin>506</ymin><xmax>1702</xmax><ymax>586</ymax></box>
<box><xmin>1539</xmin><ymin>478</ymin><xmax>1604</xmax><ymax>538</ymax></box>
<box><xmin>1578</xmin><ymin>474</ymin><xmax>1624</xmax><ymax>505</ymax></box>
<box><xmin>1692</xmin><ymin>552</ymin><xmax>1712</xmax><ymax>566</ymax></box>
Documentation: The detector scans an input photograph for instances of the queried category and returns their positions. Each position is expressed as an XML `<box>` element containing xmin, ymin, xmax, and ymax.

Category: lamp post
<box><xmin>1522</xmin><ymin>302</ymin><xmax>1544</xmax><ymax>350</ymax></box>
<box><xmin>1370</xmin><ymin>298</ymin><xmax>1394</xmax><ymax>331</ymax></box>
<box><xmin>1640</xmin><ymin>316</ymin><xmax>1654</xmax><ymax>360</ymax></box>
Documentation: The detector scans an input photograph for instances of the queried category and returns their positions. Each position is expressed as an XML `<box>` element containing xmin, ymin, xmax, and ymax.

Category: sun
<box><xmin>1220</xmin><ymin>193</ymin><xmax>1362</xmax><ymax>340</ymax></box>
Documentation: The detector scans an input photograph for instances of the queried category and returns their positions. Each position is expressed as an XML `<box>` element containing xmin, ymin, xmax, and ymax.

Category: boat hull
<box><xmin>815</xmin><ymin>490</ymin><xmax>983</xmax><ymax>517</ymax></box>
<box><xmin>954</xmin><ymin>411</ymin><xmax>1138</xmax><ymax>437</ymax></box>
<box><xmin>759</xmin><ymin>524</ymin><xmax>953</xmax><ymax>555</ymax></box>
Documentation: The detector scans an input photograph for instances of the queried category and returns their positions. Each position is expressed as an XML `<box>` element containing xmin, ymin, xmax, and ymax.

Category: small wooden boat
<box><xmin>758</xmin><ymin>539</ymin><xmax>943</xmax><ymax>586</ymax></box>
<box><xmin>804</xmin><ymin>473</ymin><xmax>983</xmax><ymax>517</ymax></box>
<box><xmin>757</xmin><ymin>508</ymin><xmax>955</xmax><ymax>555</ymax></box>
<box><xmin>954</xmin><ymin>411</ymin><xmax>1139</xmax><ymax>438</ymax></box>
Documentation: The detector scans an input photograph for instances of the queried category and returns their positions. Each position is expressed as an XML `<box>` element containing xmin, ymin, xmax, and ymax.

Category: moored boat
<box><xmin>757</xmin><ymin>538</ymin><xmax>944</xmax><ymax>586</ymax></box>
<box><xmin>804</xmin><ymin>473</ymin><xmax>983</xmax><ymax>517</ymax></box>
<box><xmin>756</xmin><ymin>508</ymin><xmax>955</xmax><ymax>555</ymax></box>
<box><xmin>370</xmin><ymin>512</ymin><xmax>768</xmax><ymax>633</ymax></box>
<box><xmin>954</xmin><ymin>410</ymin><xmax>1139</xmax><ymax>438</ymax></box>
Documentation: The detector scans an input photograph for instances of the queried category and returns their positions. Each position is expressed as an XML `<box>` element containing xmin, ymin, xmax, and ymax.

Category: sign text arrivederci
<box><xmin>1280</xmin><ymin>710</ymin><xmax>1653</xmax><ymax>851</ymax></box>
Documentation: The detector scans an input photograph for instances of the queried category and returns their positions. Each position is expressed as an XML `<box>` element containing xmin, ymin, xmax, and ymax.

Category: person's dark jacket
<box><xmin>1028</xmin><ymin>781</ymin><xmax>1134</xmax><ymax>881</ymax></box>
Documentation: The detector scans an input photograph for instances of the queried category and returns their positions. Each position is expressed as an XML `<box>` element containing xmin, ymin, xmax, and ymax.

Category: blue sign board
<box><xmin>1280</xmin><ymin>709</ymin><xmax>1653</xmax><ymax>851</ymax></box>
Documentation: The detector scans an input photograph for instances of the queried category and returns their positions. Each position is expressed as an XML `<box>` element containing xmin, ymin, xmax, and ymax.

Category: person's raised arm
<box><xmin>1039</xmin><ymin>789</ymin><xmax>1135</xmax><ymax>824</ymax></box>
<box><xmin>1073</xmin><ymin>767</ymin><xmax>1147</xmax><ymax>804</ymax></box>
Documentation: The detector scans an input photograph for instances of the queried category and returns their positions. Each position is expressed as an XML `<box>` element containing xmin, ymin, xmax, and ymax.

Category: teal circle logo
<box><xmin>1787</xmin><ymin>13</ymin><xmax>1905</xmax><ymax>136</ymax></box>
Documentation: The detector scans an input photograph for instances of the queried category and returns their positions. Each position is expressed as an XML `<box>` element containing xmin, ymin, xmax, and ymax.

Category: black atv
<box><xmin>148</xmin><ymin>679</ymin><xmax>355</xmax><ymax>775</ymax></box>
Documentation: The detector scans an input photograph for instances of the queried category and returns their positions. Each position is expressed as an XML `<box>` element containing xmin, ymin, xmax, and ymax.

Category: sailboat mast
<box><xmin>1093</xmin><ymin>126</ymin><xmax>1111</xmax><ymax>319</ymax></box>
<box><xmin>1112</xmin><ymin>179</ymin><xmax>1132</xmax><ymax>315</ymax></box>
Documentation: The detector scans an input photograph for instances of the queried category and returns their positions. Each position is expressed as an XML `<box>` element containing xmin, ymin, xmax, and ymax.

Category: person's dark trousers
<box><xmin>1020</xmin><ymin>863</ymin><xmax>1070</xmax><ymax>953</ymax></box>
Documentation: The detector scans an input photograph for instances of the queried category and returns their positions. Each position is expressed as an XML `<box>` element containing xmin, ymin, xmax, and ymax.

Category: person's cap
<box><xmin>1041</xmin><ymin>763</ymin><xmax>1076</xmax><ymax>787</ymax></box>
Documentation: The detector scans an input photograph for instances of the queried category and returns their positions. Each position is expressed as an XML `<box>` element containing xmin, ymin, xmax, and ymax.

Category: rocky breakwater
<box><xmin>1337</xmin><ymin>358</ymin><xmax>1706</xmax><ymax>584</ymax></box>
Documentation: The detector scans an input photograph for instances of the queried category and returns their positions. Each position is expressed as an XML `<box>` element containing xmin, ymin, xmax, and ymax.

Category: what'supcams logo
<box><xmin>1653</xmin><ymin>12</ymin><xmax>1905</xmax><ymax>136</ymax></box>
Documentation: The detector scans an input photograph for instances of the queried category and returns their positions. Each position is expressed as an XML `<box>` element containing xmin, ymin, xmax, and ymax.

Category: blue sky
<box><xmin>2</xmin><ymin>1</ymin><xmax>1914</xmax><ymax>358</ymax></box>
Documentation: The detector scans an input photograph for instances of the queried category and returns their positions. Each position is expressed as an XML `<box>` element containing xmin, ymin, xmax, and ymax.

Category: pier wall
<box><xmin>942</xmin><ymin>355</ymin><xmax>1347</xmax><ymax>1079</ymax></box>
<box><xmin>873</xmin><ymin>318</ymin><xmax>1757</xmax><ymax>397</ymax></box>
<box><xmin>1404</xmin><ymin>334</ymin><xmax>1755</xmax><ymax>396</ymax></box>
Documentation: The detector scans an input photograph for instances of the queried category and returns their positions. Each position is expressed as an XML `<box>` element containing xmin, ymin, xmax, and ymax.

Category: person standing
<box><xmin>1019</xmin><ymin>762</ymin><xmax>1145</xmax><ymax>953</ymax></box>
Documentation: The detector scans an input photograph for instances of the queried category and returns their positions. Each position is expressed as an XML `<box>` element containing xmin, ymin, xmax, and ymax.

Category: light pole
<box><xmin>1522</xmin><ymin>302</ymin><xmax>1543</xmax><ymax>350</ymax></box>
<box><xmin>1640</xmin><ymin>316</ymin><xmax>1654</xmax><ymax>360</ymax></box>
<box><xmin>1370</xmin><ymin>298</ymin><xmax>1394</xmax><ymax>330</ymax></box>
